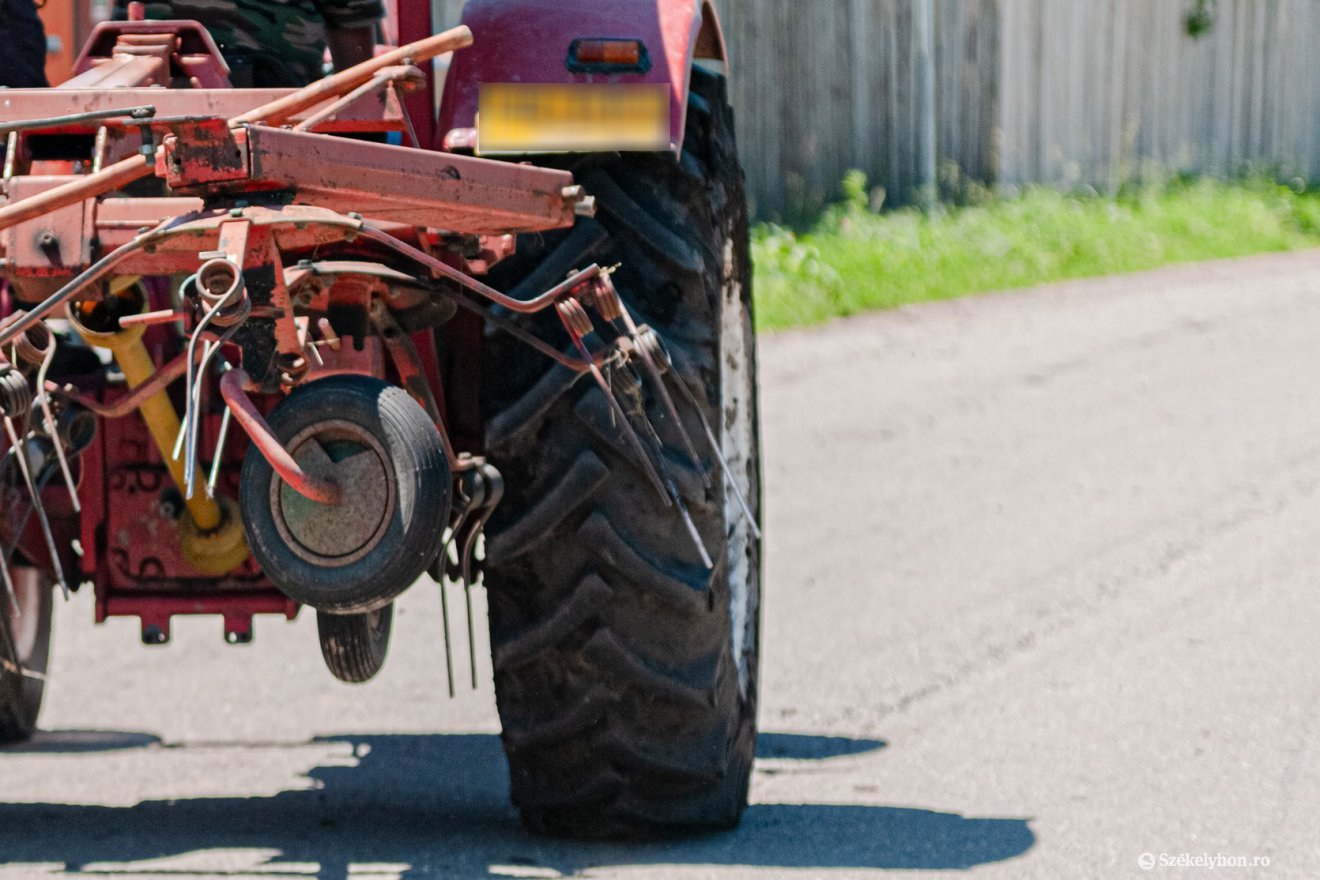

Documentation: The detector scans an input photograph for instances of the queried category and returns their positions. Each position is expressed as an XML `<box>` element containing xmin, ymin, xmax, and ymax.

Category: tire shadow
<box><xmin>0</xmin><ymin>731</ymin><xmax>1034</xmax><ymax>878</ymax></box>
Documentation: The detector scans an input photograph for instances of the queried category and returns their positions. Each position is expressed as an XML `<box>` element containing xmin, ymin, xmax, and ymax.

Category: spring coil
<box><xmin>586</xmin><ymin>276</ymin><xmax>625</xmax><ymax>322</ymax></box>
<box><xmin>0</xmin><ymin>368</ymin><xmax>33</xmax><ymax>417</ymax></box>
<box><xmin>556</xmin><ymin>298</ymin><xmax>594</xmax><ymax>338</ymax></box>
<box><xmin>8</xmin><ymin>313</ymin><xmax>53</xmax><ymax>369</ymax></box>
<box><xmin>634</xmin><ymin>325</ymin><xmax>671</xmax><ymax>374</ymax></box>
<box><xmin>193</xmin><ymin>259</ymin><xmax>250</xmax><ymax>328</ymax></box>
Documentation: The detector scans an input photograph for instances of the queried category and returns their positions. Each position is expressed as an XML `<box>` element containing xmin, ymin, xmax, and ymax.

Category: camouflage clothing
<box><xmin>112</xmin><ymin>0</ymin><xmax>383</xmax><ymax>87</ymax></box>
<box><xmin>0</xmin><ymin>0</ymin><xmax>49</xmax><ymax>88</ymax></box>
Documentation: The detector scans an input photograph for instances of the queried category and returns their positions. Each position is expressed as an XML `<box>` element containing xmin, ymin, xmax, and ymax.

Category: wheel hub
<box><xmin>271</xmin><ymin>420</ymin><xmax>396</xmax><ymax>566</ymax></box>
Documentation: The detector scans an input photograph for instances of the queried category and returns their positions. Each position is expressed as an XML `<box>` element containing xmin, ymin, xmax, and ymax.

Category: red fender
<box><xmin>436</xmin><ymin>0</ymin><xmax>728</xmax><ymax>155</ymax></box>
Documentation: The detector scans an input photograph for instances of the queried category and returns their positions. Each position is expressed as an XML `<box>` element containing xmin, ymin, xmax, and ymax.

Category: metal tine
<box><xmin>178</xmin><ymin>294</ymin><xmax>221</xmax><ymax>466</ymax></box>
<box><xmin>590</xmin><ymin>276</ymin><xmax>710</xmax><ymax>489</ymax></box>
<box><xmin>668</xmin><ymin>368</ymin><xmax>763</xmax><ymax>541</ymax></box>
<box><xmin>35</xmin><ymin>342</ymin><xmax>80</xmax><ymax>513</ymax></box>
<box><xmin>3</xmin><ymin>415</ymin><xmax>68</xmax><ymax>598</ymax></box>
<box><xmin>183</xmin><ymin>339</ymin><xmax>215</xmax><ymax>496</ymax></box>
<box><xmin>457</xmin><ymin>464</ymin><xmax>502</xmax><ymax>691</ymax></box>
<box><xmin>0</xmin><ymin>524</ymin><xmax>19</xmax><ymax>617</ymax></box>
<box><xmin>673</xmin><ymin>483</ymin><xmax>713</xmax><ymax>569</ymax></box>
<box><xmin>624</xmin><ymin>365</ymin><xmax>714</xmax><ymax>569</ymax></box>
<box><xmin>557</xmin><ymin>300</ymin><xmax>672</xmax><ymax>507</ymax></box>
<box><xmin>463</xmin><ymin>573</ymin><xmax>477</xmax><ymax>691</ymax></box>
<box><xmin>0</xmin><ymin>461</ymin><xmax>58</xmax><ymax>618</ymax></box>
<box><xmin>0</xmin><ymin>601</ymin><xmax>21</xmax><ymax>678</ymax></box>
<box><xmin>438</xmin><ymin>536</ymin><xmax>457</xmax><ymax>699</ymax></box>
<box><xmin>170</xmin><ymin>419</ymin><xmax>187</xmax><ymax>462</ymax></box>
<box><xmin>205</xmin><ymin>405</ymin><xmax>232</xmax><ymax>499</ymax></box>
<box><xmin>432</xmin><ymin>504</ymin><xmax>467</xmax><ymax>699</ymax></box>
<box><xmin>186</xmin><ymin>322</ymin><xmax>242</xmax><ymax>499</ymax></box>
<box><xmin>457</xmin><ymin>504</ymin><xmax>483</xmax><ymax>692</ymax></box>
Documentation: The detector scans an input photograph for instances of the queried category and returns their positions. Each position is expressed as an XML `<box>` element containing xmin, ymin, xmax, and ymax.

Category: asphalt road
<box><xmin>4</xmin><ymin>250</ymin><xmax>1320</xmax><ymax>878</ymax></box>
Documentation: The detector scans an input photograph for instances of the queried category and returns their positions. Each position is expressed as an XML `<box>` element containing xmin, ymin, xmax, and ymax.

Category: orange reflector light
<box><xmin>567</xmin><ymin>38</ymin><xmax>651</xmax><ymax>73</ymax></box>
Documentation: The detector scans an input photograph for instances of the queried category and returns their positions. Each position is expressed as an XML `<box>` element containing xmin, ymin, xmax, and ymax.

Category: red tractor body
<box><xmin>0</xmin><ymin>0</ymin><xmax>763</xmax><ymax>837</ymax></box>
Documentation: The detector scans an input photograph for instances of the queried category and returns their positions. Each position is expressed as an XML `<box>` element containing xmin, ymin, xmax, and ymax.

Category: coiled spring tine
<box><xmin>34</xmin><ymin>341</ymin><xmax>79</xmax><ymax>513</ymax></box>
<box><xmin>557</xmin><ymin>299</ymin><xmax>671</xmax><ymax>506</ymax></box>
<box><xmin>3</xmin><ymin>415</ymin><xmax>67</xmax><ymax>598</ymax></box>
<box><xmin>592</xmin><ymin>276</ymin><xmax>709</xmax><ymax>488</ymax></box>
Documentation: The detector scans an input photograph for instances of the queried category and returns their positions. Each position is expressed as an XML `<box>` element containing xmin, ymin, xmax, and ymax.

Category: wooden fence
<box><xmin>432</xmin><ymin>1</ymin><xmax>1320</xmax><ymax>218</ymax></box>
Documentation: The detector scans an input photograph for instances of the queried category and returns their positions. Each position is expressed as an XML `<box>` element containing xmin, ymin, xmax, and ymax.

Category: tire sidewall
<box><xmin>240</xmin><ymin>375</ymin><xmax>450</xmax><ymax>614</ymax></box>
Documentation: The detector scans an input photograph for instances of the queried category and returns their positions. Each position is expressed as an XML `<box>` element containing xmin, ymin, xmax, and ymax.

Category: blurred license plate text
<box><xmin>478</xmin><ymin>83</ymin><xmax>669</xmax><ymax>153</ymax></box>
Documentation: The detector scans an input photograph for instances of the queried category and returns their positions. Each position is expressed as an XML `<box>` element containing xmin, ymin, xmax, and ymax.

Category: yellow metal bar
<box><xmin>113</xmin><ymin>336</ymin><xmax>221</xmax><ymax>531</ymax></box>
<box><xmin>67</xmin><ymin>291</ymin><xmax>219</xmax><ymax>530</ymax></box>
<box><xmin>68</xmin><ymin>286</ymin><xmax>250</xmax><ymax>575</ymax></box>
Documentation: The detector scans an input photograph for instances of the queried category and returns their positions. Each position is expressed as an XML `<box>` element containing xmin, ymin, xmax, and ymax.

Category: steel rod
<box><xmin>230</xmin><ymin>26</ymin><xmax>472</xmax><ymax>127</ymax></box>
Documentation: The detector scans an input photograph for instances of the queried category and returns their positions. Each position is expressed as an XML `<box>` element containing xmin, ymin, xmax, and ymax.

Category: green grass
<box><xmin>752</xmin><ymin>173</ymin><xmax>1320</xmax><ymax>331</ymax></box>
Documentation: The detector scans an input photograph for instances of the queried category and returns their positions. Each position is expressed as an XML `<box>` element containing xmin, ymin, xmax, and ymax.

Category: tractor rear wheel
<box><xmin>481</xmin><ymin>66</ymin><xmax>762</xmax><ymax>837</ymax></box>
<box><xmin>0</xmin><ymin>566</ymin><xmax>52</xmax><ymax>744</ymax></box>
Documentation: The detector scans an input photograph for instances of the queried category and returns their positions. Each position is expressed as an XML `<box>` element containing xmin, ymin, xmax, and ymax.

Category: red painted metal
<box><xmin>0</xmin><ymin>89</ymin><xmax>404</xmax><ymax>134</ymax></box>
<box><xmin>236</xmin><ymin>127</ymin><xmax>579</xmax><ymax>234</ymax></box>
<box><xmin>99</xmin><ymin>591</ymin><xmax>299</xmax><ymax>643</ymax></box>
<box><xmin>438</xmin><ymin>0</ymin><xmax>728</xmax><ymax>154</ymax></box>
<box><xmin>0</xmin><ymin>9</ymin><xmax>627</xmax><ymax>641</ymax></box>
<box><xmin>219</xmin><ymin>369</ymin><xmax>341</xmax><ymax>505</ymax></box>
<box><xmin>72</xmin><ymin>19</ymin><xmax>233</xmax><ymax>87</ymax></box>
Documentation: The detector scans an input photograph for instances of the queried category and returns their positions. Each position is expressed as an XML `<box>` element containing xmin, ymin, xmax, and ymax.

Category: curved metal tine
<box><xmin>0</xmin><ymin>526</ymin><xmax>18</xmax><ymax>617</ymax></box>
<box><xmin>561</xmin><ymin>318</ymin><xmax>671</xmax><ymax>506</ymax></box>
<box><xmin>2</xmin><ymin>415</ymin><xmax>67</xmax><ymax>598</ymax></box>
<box><xmin>205</xmin><ymin>405</ymin><xmax>232</xmax><ymax>499</ymax></box>
<box><xmin>463</xmin><ymin>573</ymin><xmax>477</xmax><ymax>691</ymax></box>
<box><xmin>0</xmin><ymin>601</ymin><xmax>20</xmax><ymax>677</ymax></box>
<box><xmin>35</xmin><ymin>341</ymin><xmax>80</xmax><ymax>513</ymax></box>
<box><xmin>183</xmin><ymin>341</ymin><xmax>214</xmax><ymax>497</ymax></box>
<box><xmin>668</xmin><ymin>370</ymin><xmax>762</xmax><ymax>540</ymax></box>
<box><xmin>458</xmin><ymin>465</ymin><xmax>502</xmax><ymax>691</ymax></box>
<box><xmin>176</xmin><ymin>301</ymin><xmax>218</xmax><ymax>462</ymax></box>
<box><xmin>627</xmin><ymin>373</ymin><xmax>713</xmax><ymax>569</ymax></box>
<box><xmin>435</xmin><ymin>503</ymin><xmax>471</xmax><ymax>699</ymax></box>
<box><xmin>185</xmin><ymin>319</ymin><xmax>240</xmax><ymax>498</ymax></box>
<box><xmin>439</xmin><ymin>569</ymin><xmax>456</xmax><ymax>698</ymax></box>
<box><xmin>603</xmin><ymin>298</ymin><xmax>708</xmax><ymax>489</ymax></box>
<box><xmin>457</xmin><ymin>502</ymin><xmax>483</xmax><ymax>691</ymax></box>
<box><xmin>0</xmin><ymin>461</ymin><xmax>56</xmax><ymax>619</ymax></box>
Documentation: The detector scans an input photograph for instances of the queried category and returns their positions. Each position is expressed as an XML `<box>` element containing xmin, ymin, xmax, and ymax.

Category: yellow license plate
<box><xmin>478</xmin><ymin>83</ymin><xmax>669</xmax><ymax>154</ymax></box>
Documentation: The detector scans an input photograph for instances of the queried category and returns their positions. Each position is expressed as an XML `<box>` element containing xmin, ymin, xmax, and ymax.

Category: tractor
<box><xmin>0</xmin><ymin>0</ymin><xmax>761</xmax><ymax>838</ymax></box>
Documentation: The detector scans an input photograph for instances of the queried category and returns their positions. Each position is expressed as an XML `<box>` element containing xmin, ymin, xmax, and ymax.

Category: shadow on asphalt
<box><xmin>0</xmin><ymin>732</ymin><xmax>1034</xmax><ymax>878</ymax></box>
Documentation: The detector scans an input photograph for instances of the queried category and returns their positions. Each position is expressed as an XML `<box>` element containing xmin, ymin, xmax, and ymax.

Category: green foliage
<box><xmin>1186</xmin><ymin>0</ymin><xmax>1217</xmax><ymax>38</ymax></box>
<box><xmin>752</xmin><ymin>172</ymin><xmax>1320</xmax><ymax>331</ymax></box>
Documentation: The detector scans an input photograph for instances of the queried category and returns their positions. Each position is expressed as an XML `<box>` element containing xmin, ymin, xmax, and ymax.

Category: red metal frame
<box><xmin>0</xmin><ymin>18</ymin><xmax>586</xmax><ymax>643</ymax></box>
<box><xmin>0</xmin><ymin>0</ymin><xmax>712</xmax><ymax>645</ymax></box>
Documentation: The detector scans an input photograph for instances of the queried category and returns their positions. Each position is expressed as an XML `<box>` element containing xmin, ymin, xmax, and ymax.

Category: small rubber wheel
<box><xmin>240</xmin><ymin>374</ymin><xmax>451</xmax><ymax>614</ymax></box>
<box><xmin>317</xmin><ymin>603</ymin><xmax>393</xmax><ymax>683</ymax></box>
<box><xmin>0</xmin><ymin>566</ymin><xmax>53</xmax><ymax>745</ymax></box>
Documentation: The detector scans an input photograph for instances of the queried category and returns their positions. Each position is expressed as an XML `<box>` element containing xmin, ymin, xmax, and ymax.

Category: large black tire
<box><xmin>481</xmin><ymin>66</ymin><xmax>762</xmax><ymax>837</ymax></box>
<box><xmin>316</xmin><ymin>603</ymin><xmax>393</xmax><ymax>683</ymax></box>
<box><xmin>0</xmin><ymin>567</ymin><xmax>52</xmax><ymax>744</ymax></box>
<box><xmin>240</xmin><ymin>375</ymin><xmax>451</xmax><ymax>615</ymax></box>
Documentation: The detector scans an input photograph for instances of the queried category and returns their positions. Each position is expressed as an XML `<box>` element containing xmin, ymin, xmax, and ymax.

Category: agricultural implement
<box><xmin>0</xmin><ymin>0</ymin><xmax>761</xmax><ymax>836</ymax></box>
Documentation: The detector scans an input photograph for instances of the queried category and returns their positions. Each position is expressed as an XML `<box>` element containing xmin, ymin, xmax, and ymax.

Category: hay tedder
<box><xmin>0</xmin><ymin>0</ymin><xmax>760</xmax><ymax>837</ymax></box>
